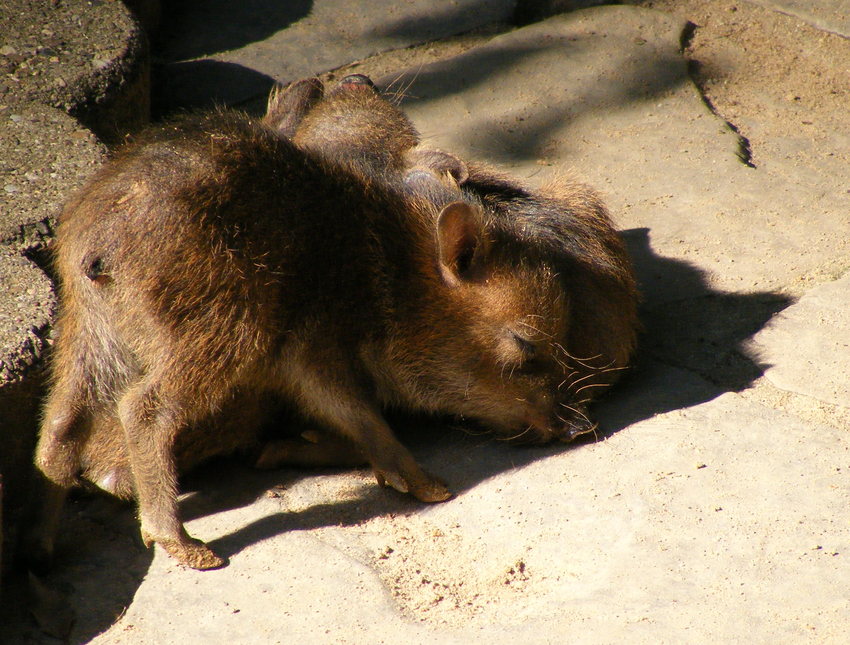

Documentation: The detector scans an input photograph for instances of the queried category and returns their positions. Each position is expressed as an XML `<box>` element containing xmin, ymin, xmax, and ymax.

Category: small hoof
<box><xmin>374</xmin><ymin>468</ymin><xmax>453</xmax><ymax>503</ymax></box>
<box><xmin>162</xmin><ymin>538</ymin><xmax>227</xmax><ymax>570</ymax></box>
<box><xmin>142</xmin><ymin>530</ymin><xmax>227</xmax><ymax>570</ymax></box>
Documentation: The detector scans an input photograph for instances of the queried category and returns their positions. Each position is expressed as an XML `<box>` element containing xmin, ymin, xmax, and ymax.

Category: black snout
<box><xmin>338</xmin><ymin>74</ymin><xmax>376</xmax><ymax>91</ymax></box>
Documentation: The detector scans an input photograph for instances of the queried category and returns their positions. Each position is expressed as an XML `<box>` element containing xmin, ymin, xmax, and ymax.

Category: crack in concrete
<box><xmin>679</xmin><ymin>20</ymin><xmax>757</xmax><ymax>169</ymax></box>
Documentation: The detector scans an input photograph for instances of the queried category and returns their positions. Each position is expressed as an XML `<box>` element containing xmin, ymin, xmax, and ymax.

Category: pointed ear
<box><xmin>263</xmin><ymin>77</ymin><xmax>324</xmax><ymax>138</ymax></box>
<box><xmin>406</xmin><ymin>149</ymin><xmax>469</xmax><ymax>186</ymax></box>
<box><xmin>437</xmin><ymin>202</ymin><xmax>483</xmax><ymax>286</ymax></box>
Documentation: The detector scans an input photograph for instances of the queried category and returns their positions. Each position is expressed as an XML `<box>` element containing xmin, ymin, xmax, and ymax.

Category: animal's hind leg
<box><xmin>19</xmin><ymin>476</ymin><xmax>70</xmax><ymax>574</ymax></box>
<box><xmin>255</xmin><ymin>429</ymin><xmax>367</xmax><ymax>469</ymax></box>
<box><xmin>25</xmin><ymin>363</ymin><xmax>93</xmax><ymax>570</ymax></box>
<box><xmin>117</xmin><ymin>377</ymin><xmax>225</xmax><ymax>570</ymax></box>
<box><xmin>35</xmin><ymin>372</ymin><xmax>91</xmax><ymax>487</ymax></box>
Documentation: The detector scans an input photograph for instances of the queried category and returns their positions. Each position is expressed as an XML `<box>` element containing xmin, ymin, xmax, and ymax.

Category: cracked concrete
<box><xmin>1</xmin><ymin>0</ymin><xmax>848</xmax><ymax>642</ymax></box>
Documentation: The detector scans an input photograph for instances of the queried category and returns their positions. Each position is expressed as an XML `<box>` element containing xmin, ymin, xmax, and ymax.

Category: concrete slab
<box><xmin>746</xmin><ymin>271</ymin><xmax>850</xmax><ymax>409</ymax></box>
<box><xmin>155</xmin><ymin>0</ymin><xmax>515</xmax><ymax>111</ymax></box>
<box><xmin>745</xmin><ymin>0</ymin><xmax>850</xmax><ymax>38</ymax></box>
<box><xmin>383</xmin><ymin>5</ymin><xmax>850</xmax><ymax>299</ymax></box>
<box><xmin>65</xmin><ymin>364</ymin><xmax>848</xmax><ymax>643</ymax></box>
<box><xmin>3</xmin><ymin>2</ymin><xmax>849</xmax><ymax>641</ymax></box>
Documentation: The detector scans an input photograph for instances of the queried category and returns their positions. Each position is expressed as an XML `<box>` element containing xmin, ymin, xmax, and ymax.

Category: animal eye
<box><xmin>510</xmin><ymin>332</ymin><xmax>537</xmax><ymax>363</ymax></box>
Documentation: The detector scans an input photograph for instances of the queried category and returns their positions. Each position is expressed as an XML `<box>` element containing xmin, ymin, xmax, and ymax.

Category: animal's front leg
<box><xmin>325</xmin><ymin>406</ymin><xmax>451</xmax><ymax>503</ymax></box>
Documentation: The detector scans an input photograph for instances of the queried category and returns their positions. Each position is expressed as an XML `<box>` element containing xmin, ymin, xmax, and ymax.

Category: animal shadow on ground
<box><xmin>187</xmin><ymin>226</ymin><xmax>791</xmax><ymax>561</ymax></box>
<box><xmin>155</xmin><ymin>0</ymin><xmax>314</xmax><ymax>61</ymax></box>
<box><xmin>0</xmin><ymin>227</ymin><xmax>788</xmax><ymax>644</ymax></box>
<box><xmin>151</xmin><ymin>60</ymin><xmax>278</xmax><ymax>118</ymax></box>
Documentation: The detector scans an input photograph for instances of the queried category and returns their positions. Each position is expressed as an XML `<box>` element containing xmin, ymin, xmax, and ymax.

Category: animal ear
<box><xmin>436</xmin><ymin>201</ymin><xmax>483</xmax><ymax>286</ymax></box>
<box><xmin>263</xmin><ymin>77</ymin><xmax>324</xmax><ymax>138</ymax></box>
<box><xmin>406</xmin><ymin>149</ymin><xmax>469</xmax><ymax>185</ymax></box>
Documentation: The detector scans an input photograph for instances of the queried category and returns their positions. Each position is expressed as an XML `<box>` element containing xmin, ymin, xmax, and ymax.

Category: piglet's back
<box><xmin>52</xmin><ymin>111</ymin><xmax>428</xmax><ymax>398</ymax></box>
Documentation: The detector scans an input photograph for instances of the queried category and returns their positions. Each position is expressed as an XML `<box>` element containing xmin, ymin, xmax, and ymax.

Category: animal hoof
<box><xmin>142</xmin><ymin>530</ymin><xmax>227</xmax><ymax>570</ymax></box>
<box><xmin>164</xmin><ymin>537</ymin><xmax>226</xmax><ymax>570</ymax></box>
<box><xmin>374</xmin><ymin>467</ymin><xmax>453</xmax><ymax>503</ymax></box>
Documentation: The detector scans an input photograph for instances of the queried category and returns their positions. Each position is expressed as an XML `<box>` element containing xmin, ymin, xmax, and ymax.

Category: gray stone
<box><xmin>0</xmin><ymin>104</ymin><xmax>105</xmax><ymax>245</ymax></box>
<box><xmin>746</xmin><ymin>271</ymin><xmax>850</xmax><ymax>408</ymax></box>
<box><xmin>0</xmin><ymin>248</ymin><xmax>53</xmax><ymax>386</ymax></box>
<box><xmin>745</xmin><ymin>0</ymin><xmax>850</xmax><ymax>38</ymax></box>
<box><xmin>0</xmin><ymin>0</ymin><xmax>150</xmax><ymax>142</ymax></box>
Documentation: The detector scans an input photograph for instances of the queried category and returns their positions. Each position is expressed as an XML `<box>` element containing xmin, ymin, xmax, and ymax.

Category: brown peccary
<box><xmin>32</xmin><ymin>75</ymin><xmax>638</xmax><ymax>571</ymax></box>
<box><xmin>267</xmin><ymin>74</ymin><xmax>639</xmax><ymax>441</ymax></box>
<box><xmin>37</xmin><ymin>76</ymin><xmax>471</xmax><ymax>505</ymax></box>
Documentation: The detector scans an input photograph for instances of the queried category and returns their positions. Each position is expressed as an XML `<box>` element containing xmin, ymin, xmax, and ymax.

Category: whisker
<box><xmin>380</xmin><ymin>69</ymin><xmax>407</xmax><ymax>95</ymax></box>
<box><xmin>594</xmin><ymin>365</ymin><xmax>629</xmax><ymax>375</ymax></box>
<box><xmin>552</xmin><ymin>354</ymin><xmax>569</xmax><ymax>371</ymax></box>
<box><xmin>453</xmin><ymin>423</ymin><xmax>490</xmax><ymax>437</ymax></box>
<box><xmin>515</xmin><ymin>320</ymin><xmax>553</xmax><ymax>339</ymax></box>
<box><xmin>552</xmin><ymin>342</ymin><xmax>606</xmax><ymax>368</ymax></box>
<box><xmin>567</xmin><ymin>371</ymin><xmax>602</xmax><ymax>391</ymax></box>
<box><xmin>567</xmin><ymin>365</ymin><xmax>629</xmax><ymax>393</ymax></box>
<box><xmin>574</xmin><ymin>382</ymin><xmax>613</xmax><ymax>396</ymax></box>
<box><xmin>385</xmin><ymin>66</ymin><xmax>423</xmax><ymax>105</ymax></box>
<box><xmin>498</xmin><ymin>425</ymin><xmax>534</xmax><ymax>442</ymax></box>
<box><xmin>559</xmin><ymin>402</ymin><xmax>591</xmax><ymax>425</ymax></box>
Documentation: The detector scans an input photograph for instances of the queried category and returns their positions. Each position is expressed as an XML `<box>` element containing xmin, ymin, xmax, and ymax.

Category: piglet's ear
<box><xmin>437</xmin><ymin>201</ymin><xmax>483</xmax><ymax>287</ymax></box>
<box><xmin>263</xmin><ymin>77</ymin><xmax>324</xmax><ymax>138</ymax></box>
<box><xmin>406</xmin><ymin>149</ymin><xmax>469</xmax><ymax>186</ymax></box>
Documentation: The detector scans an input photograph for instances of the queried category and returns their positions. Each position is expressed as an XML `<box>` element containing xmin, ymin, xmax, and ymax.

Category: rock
<box><xmin>0</xmin><ymin>0</ymin><xmax>150</xmax><ymax>142</ymax></box>
<box><xmin>0</xmin><ymin>104</ymin><xmax>105</xmax><ymax>245</ymax></box>
<box><xmin>745</xmin><ymin>0</ymin><xmax>850</xmax><ymax>38</ymax></box>
<box><xmin>746</xmin><ymin>271</ymin><xmax>850</xmax><ymax>408</ymax></box>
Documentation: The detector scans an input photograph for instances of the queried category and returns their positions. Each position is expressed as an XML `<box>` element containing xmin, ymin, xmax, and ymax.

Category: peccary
<box><xmin>31</xmin><ymin>75</ymin><xmax>638</xmax><ymax>570</ymax></box>
<box><xmin>266</xmin><ymin>74</ymin><xmax>639</xmax><ymax>441</ymax></box>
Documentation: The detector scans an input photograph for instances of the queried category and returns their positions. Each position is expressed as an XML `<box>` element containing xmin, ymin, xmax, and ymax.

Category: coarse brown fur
<box><xmin>30</xmin><ymin>76</ymin><xmax>638</xmax><ymax>571</ymax></box>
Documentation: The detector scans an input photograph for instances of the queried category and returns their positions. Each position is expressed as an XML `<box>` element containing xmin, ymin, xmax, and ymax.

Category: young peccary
<box><xmin>32</xmin><ymin>76</ymin><xmax>638</xmax><ymax>571</ymax></box>
<box><xmin>264</xmin><ymin>74</ymin><xmax>639</xmax><ymax>443</ymax></box>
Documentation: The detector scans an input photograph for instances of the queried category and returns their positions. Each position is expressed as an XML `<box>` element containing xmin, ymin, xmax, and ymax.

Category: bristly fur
<box><xmin>30</xmin><ymin>76</ymin><xmax>639</xmax><ymax>573</ymax></box>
